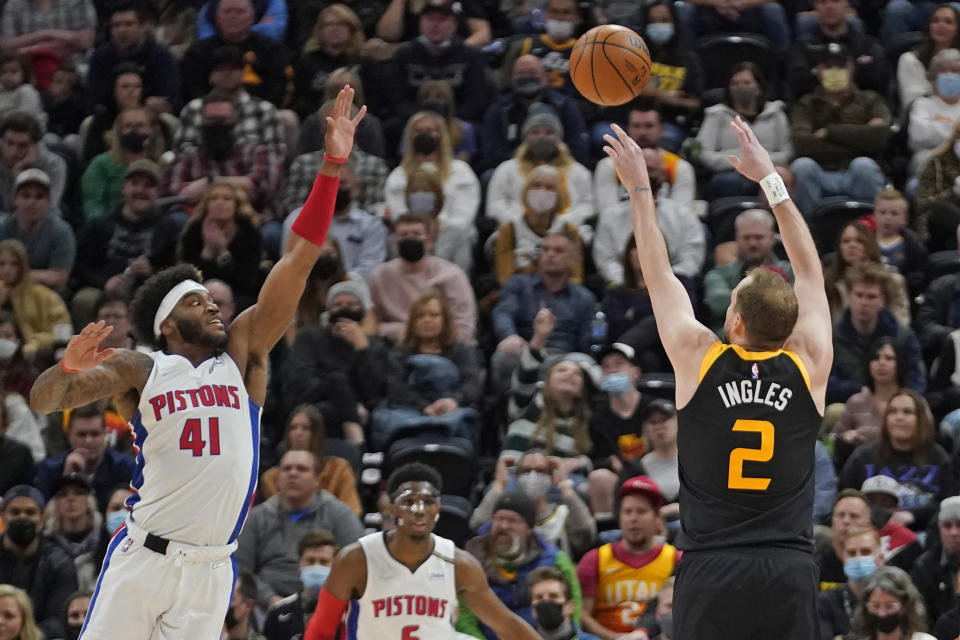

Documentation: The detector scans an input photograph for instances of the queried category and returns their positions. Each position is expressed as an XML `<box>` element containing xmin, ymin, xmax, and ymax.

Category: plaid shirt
<box><xmin>174</xmin><ymin>90</ymin><xmax>284</xmax><ymax>155</ymax></box>
<box><xmin>164</xmin><ymin>143</ymin><xmax>284</xmax><ymax>220</ymax></box>
<box><xmin>281</xmin><ymin>148</ymin><xmax>387</xmax><ymax>216</ymax></box>
<box><xmin>1</xmin><ymin>0</ymin><xmax>96</xmax><ymax>36</ymax></box>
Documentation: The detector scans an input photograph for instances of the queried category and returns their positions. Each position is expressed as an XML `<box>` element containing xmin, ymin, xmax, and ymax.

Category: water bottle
<box><xmin>590</xmin><ymin>305</ymin><xmax>607</xmax><ymax>354</ymax></box>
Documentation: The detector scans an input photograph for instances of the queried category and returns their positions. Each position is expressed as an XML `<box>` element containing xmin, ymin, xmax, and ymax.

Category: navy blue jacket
<box><xmin>35</xmin><ymin>448</ymin><xmax>136</xmax><ymax>512</ymax></box>
<box><xmin>87</xmin><ymin>35</ymin><xmax>182</xmax><ymax>112</ymax></box>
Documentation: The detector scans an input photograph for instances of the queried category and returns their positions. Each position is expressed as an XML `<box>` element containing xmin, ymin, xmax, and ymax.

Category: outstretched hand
<box><xmin>324</xmin><ymin>85</ymin><xmax>367</xmax><ymax>161</ymax></box>
<box><xmin>727</xmin><ymin>115</ymin><xmax>776</xmax><ymax>182</ymax></box>
<box><xmin>602</xmin><ymin>124</ymin><xmax>651</xmax><ymax>194</ymax></box>
<box><xmin>61</xmin><ymin>321</ymin><xmax>116</xmax><ymax>371</ymax></box>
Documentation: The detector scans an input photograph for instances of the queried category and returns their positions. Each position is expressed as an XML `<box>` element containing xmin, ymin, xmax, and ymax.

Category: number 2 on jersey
<box><xmin>727</xmin><ymin>419</ymin><xmax>774</xmax><ymax>491</ymax></box>
<box><xmin>179</xmin><ymin>417</ymin><xmax>221</xmax><ymax>456</ymax></box>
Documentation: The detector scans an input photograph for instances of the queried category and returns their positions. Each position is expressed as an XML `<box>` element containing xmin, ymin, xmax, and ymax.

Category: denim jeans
<box><xmin>789</xmin><ymin>156</ymin><xmax>886</xmax><ymax>216</ymax></box>
<box><xmin>674</xmin><ymin>1</ymin><xmax>791</xmax><ymax>53</ymax></box>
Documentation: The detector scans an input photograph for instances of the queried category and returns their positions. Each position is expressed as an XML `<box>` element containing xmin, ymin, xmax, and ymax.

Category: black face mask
<box><xmin>532</xmin><ymin>601</ymin><xmax>565</xmax><ymax>631</ymax></box>
<box><xmin>329</xmin><ymin>306</ymin><xmax>366</xmax><ymax>323</ymax></box>
<box><xmin>867</xmin><ymin>611</ymin><xmax>902</xmax><ymax>634</ymax></box>
<box><xmin>398</xmin><ymin>238</ymin><xmax>426</xmax><ymax>262</ymax></box>
<box><xmin>313</xmin><ymin>254</ymin><xmax>340</xmax><ymax>280</ymax></box>
<box><xmin>513</xmin><ymin>76</ymin><xmax>544</xmax><ymax>99</ymax></box>
<box><xmin>412</xmin><ymin>132</ymin><xmax>439</xmax><ymax>155</ymax></box>
<box><xmin>64</xmin><ymin>624</ymin><xmax>83</xmax><ymax>640</ymax></box>
<box><xmin>870</xmin><ymin>504</ymin><xmax>895</xmax><ymax>529</ymax></box>
<box><xmin>5</xmin><ymin>518</ymin><xmax>37</xmax><ymax>547</ymax></box>
<box><xmin>119</xmin><ymin>131</ymin><xmax>149</xmax><ymax>153</ymax></box>
<box><xmin>526</xmin><ymin>138</ymin><xmax>559</xmax><ymax>163</ymax></box>
<box><xmin>334</xmin><ymin>188</ymin><xmax>352</xmax><ymax>213</ymax></box>
<box><xmin>202</xmin><ymin>124</ymin><xmax>235</xmax><ymax>161</ymax></box>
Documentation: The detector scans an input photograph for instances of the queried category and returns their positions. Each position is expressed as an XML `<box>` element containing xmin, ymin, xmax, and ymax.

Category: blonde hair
<box><xmin>531</xmin><ymin>360</ymin><xmax>592</xmax><ymax>455</ymax></box>
<box><xmin>107</xmin><ymin>105</ymin><xmax>164</xmax><ymax>164</ymax></box>
<box><xmin>875</xmin><ymin>187</ymin><xmax>907</xmax><ymax>206</ymax></box>
<box><xmin>323</xmin><ymin>67</ymin><xmax>366</xmax><ymax>106</ymax></box>
<box><xmin>401</xmin><ymin>111</ymin><xmax>452</xmax><ymax>181</ymax></box>
<box><xmin>735</xmin><ymin>267</ymin><xmax>798</xmax><ymax>350</ymax></box>
<box><xmin>0</xmin><ymin>584</ymin><xmax>40</xmax><ymax>640</ymax></box>
<box><xmin>523</xmin><ymin>164</ymin><xmax>569</xmax><ymax>215</ymax></box>
<box><xmin>192</xmin><ymin>178</ymin><xmax>259</xmax><ymax>226</ymax></box>
<box><xmin>304</xmin><ymin>4</ymin><xmax>364</xmax><ymax>55</ymax></box>
<box><xmin>0</xmin><ymin>238</ymin><xmax>28</xmax><ymax>286</ymax></box>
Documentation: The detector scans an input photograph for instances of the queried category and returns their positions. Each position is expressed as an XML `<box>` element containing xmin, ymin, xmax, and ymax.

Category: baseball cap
<box><xmin>2</xmin><ymin>484</ymin><xmax>46</xmax><ymax>510</ymax></box>
<box><xmin>419</xmin><ymin>0</ymin><xmax>462</xmax><ymax>15</ymax></box>
<box><xmin>860</xmin><ymin>475</ymin><xmax>900</xmax><ymax>501</ymax></box>
<box><xmin>125</xmin><ymin>158</ymin><xmax>161</xmax><ymax>184</ymax></box>
<box><xmin>14</xmin><ymin>168</ymin><xmax>51</xmax><ymax>192</ymax></box>
<box><xmin>596</xmin><ymin>342</ymin><xmax>637</xmax><ymax>365</ymax></box>
<box><xmin>494</xmin><ymin>492</ymin><xmax>537</xmax><ymax>529</ymax></box>
<box><xmin>51</xmin><ymin>473</ymin><xmax>92</xmax><ymax>496</ymax></box>
<box><xmin>642</xmin><ymin>398</ymin><xmax>677</xmax><ymax>421</ymax></box>
<box><xmin>940</xmin><ymin>496</ymin><xmax>960</xmax><ymax>523</ymax></box>
<box><xmin>821</xmin><ymin>42</ymin><xmax>851</xmax><ymax>67</ymax></box>
<box><xmin>620</xmin><ymin>475</ymin><xmax>665</xmax><ymax>508</ymax></box>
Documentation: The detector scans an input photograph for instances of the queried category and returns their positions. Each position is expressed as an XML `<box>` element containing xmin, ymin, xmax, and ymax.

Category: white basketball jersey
<box><xmin>347</xmin><ymin>532</ymin><xmax>458</xmax><ymax>640</ymax></box>
<box><xmin>127</xmin><ymin>351</ymin><xmax>259</xmax><ymax>546</ymax></box>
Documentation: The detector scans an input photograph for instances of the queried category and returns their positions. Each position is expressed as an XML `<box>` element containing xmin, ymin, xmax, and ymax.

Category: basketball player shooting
<box><xmin>601</xmin><ymin>117</ymin><xmax>832</xmax><ymax>640</ymax></box>
<box><xmin>303</xmin><ymin>462</ymin><xmax>542</xmax><ymax>640</ymax></box>
<box><xmin>28</xmin><ymin>86</ymin><xmax>366</xmax><ymax>640</ymax></box>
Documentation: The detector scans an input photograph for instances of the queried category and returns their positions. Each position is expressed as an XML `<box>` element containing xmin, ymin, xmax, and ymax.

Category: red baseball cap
<box><xmin>620</xmin><ymin>475</ymin><xmax>665</xmax><ymax>508</ymax></box>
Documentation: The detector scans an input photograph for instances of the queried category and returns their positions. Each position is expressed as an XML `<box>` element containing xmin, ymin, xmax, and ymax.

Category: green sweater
<box><xmin>80</xmin><ymin>153</ymin><xmax>128</xmax><ymax>219</ymax></box>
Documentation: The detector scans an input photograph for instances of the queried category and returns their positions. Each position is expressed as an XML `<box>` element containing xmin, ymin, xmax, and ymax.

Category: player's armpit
<box><xmin>454</xmin><ymin>550</ymin><xmax>541</xmax><ymax>640</ymax></box>
<box><xmin>30</xmin><ymin>349</ymin><xmax>152</xmax><ymax>414</ymax></box>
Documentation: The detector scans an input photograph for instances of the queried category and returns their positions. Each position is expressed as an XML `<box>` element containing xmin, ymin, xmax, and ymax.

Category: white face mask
<box><xmin>545</xmin><ymin>19</ymin><xmax>574</xmax><ymax>41</ymax></box>
<box><xmin>526</xmin><ymin>188</ymin><xmax>558</xmax><ymax>213</ymax></box>
<box><xmin>0</xmin><ymin>338</ymin><xmax>18</xmax><ymax>360</ymax></box>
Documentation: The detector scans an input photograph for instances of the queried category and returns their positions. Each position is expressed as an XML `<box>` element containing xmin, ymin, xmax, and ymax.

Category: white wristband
<box><xmin>759</xmin><ymin>171</ymin><xmax>790</xmax><ymax>206</ymax></box>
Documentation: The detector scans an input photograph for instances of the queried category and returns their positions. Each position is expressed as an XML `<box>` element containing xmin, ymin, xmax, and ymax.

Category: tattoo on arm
<box><xmin>30</xmin><ymin>350</ymin><xmax>153</xmax><ymax>414</ymax></box>
<box><xmin>633</xmin><ymin>187</ymin><xmax>651</xmax><ymax>193</ymax></box>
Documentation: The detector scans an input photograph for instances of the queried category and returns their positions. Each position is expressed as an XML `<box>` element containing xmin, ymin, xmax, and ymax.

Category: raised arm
<box><xmin>455</xmin><ymin>549</ymin><xmax>542</xmax><ymax>640</ymax></box>
<box><xmin>602</xmin><ymin>125</ymin><xmax>717</xmax><ymax>406</ymax></box>
<box><xmin>727</xmin><ymin>117</ymin><xmax>832</xmax><ymax>403</ymax></box>
<box><xmin>29</xmin><ymin>321</ymin><xmax>153</xmax><ymax>414</ymax></box>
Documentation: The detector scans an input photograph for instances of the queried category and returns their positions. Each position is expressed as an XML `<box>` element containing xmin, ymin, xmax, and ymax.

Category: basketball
<box><xmin>569</xmin><ymin>25</ymin><xmax>652</xmax><ymax>106</ymax></box>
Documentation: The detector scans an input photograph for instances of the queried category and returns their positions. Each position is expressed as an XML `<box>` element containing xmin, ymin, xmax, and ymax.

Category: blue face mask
<box><xmin>301</xmin><ymin>565</ymin><xmax>331</xmax><ymax>591</ymax></box>
<box><xmin>844</xmin><ymin>555</ymin><xmax>877</xmax><ymax>582</ymax></box>
<box><xmin>939</xmin><ymin>72</ymin><xmax>960</xmax><ymax>99</ymax></box>
<box><xmin>600</xmin><ymin>373</ymin><xmax>632</xmax><ymax>396</ymax></box>
<box><xmin>105</xmin><ymin>510</ymin><xmax>126</xmax><ymax>534</ymax></box>
<box><xmin>645</xmin><ymin>22</ymin><xmax>674</xmax><ymax>44</ymax></box>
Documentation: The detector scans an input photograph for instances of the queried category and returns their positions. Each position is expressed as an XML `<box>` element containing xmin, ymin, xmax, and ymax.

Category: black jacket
<box><xmin>87</xmin><ymin>35</ymin><xmax>182</xmax><ymax>112</ymax></box>
<box><xmin>818</xmin><ymin>583</ymin><xmax>856</xmax><ymax>640</ymax></box>
<box><xmin>262</xmin><ymin>591</ymin><xmax>311</xmax><ymax>640</ymax></box>
<box><xmin>788</xmin><ymin>26</ymin><xmax>888</xmax><ymax>99</ymax></box>
<box><xmin>934</xmin><ymin>605</ymin><xmax>960</xmax><ymax>640</ymax></box>
<box><xmin>916</xmin><ymin>273</ymin><xmax>960</xmax><ymax>362</ymax></box>
<box><xmin>181</xmin><ymin>31</ymin><xmax>290</xmax><ymax>105</ymax></box>
<box><xmin>0</xmin><ymin>436</ymin><xmax>33</xmax><ymax>496</ymax></box>
<box><xmin>0</xmin><ymin>536</ymin><xmax>79</xmax><ymax>639</ymax></box>
<box><xmin>911</xmin><ymin>546</ymin><xmax>960</xmax><ymax>627</ymax></box>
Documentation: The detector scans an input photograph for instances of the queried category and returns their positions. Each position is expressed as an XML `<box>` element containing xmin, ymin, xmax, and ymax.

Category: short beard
<box><xmin>175</xmin><ymin>316</ymin><xmax>229</xmax><ymax>351</ymax></box>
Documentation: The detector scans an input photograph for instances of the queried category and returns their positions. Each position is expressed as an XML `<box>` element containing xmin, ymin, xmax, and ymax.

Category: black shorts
<box><xmin>672</xmin><ymin>547</ymin><xmax>819</xmax><ymax>640</ymax></box>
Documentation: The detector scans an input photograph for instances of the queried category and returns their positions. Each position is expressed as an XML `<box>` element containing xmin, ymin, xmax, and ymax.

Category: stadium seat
<box><xmin>433</xmin><ymin>495</ymin><xmax>474</xmax><ymax>547</ymax></box>
<box><xmin>695</xmin><ymin>34</ymin><xmax>773</xmax><ymax>91</ymax></box>
<box><xmin>807</xmin><ymin>197</ymin><xmax>874</xmax><ymax>255</ymax></box>
<box><xmin>383</xmin><ymin>436</ymin><xmax>478</xmax><ymax>499</ymax></box>
<box><xmin>636</xmin><ymin>373</ymin><xmax>676</xmax><ymax>401</ymax></box>
<box><xmin>706</xmin><ymin>196</ymin><xmax>767</xmax><ymax>246</ymax></box>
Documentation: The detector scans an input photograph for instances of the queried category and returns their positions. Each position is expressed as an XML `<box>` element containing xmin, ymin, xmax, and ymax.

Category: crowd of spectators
<box><xmin>11</xmin><ymin>0</ymin><xmax>960</xmax><ymax>638</ymax></box>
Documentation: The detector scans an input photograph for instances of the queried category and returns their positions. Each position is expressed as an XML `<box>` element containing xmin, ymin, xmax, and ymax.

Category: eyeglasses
<box><xmin>866</xmin><ymin>601</ymin><xmax>902</xmax><ymax>615</ymax></box>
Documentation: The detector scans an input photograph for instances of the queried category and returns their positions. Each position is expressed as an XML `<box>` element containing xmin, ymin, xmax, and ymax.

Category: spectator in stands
<box><xmin>151</xmin><ymin>0</ymin><xmax>198</xmax><ymax>58</ymax></box>
<box><xmin>262</xmin><ymin>531</ymin><xmax>337</xmax><ymax>640</ymax></box>
<box><xmin>578</xmin><ymin>476</ymin><xmax>678</xmax><ymax>640</ymax></box>
<box><xmin>911</xmin><ymin>495</ymin><xmax>960</xmax><ymax>626</ymax></box>
<box><xmin>197</xmin><ymin>0</ymin><xmax>288</xmax><ymax>42</ymax></box>
<box><xmin>0</xmin><ymin>52</ymin><xmax>43</xmax><ymax>125</ymax></box>
<box><xmin>870</xmin><ymin>189</ymin><xmax>927</xmax><ymax>296</ymax></box>
<box><xmin>237</xmin><ymin>450</ymin><xmax>363</xmax><ymax>608</ymax></box>
<box><xmin>673</xmin><ymin>0</ymin><xmax>789</xmax><ymax>53</ymax></box>
<box><xmin>825</xmin><ymin>222</ymin><xmax>911</xmax><ymax>327</ymax></box>
<box><xmin>0</xmin><ymin>392</ymin><xmax>34</xmax><ymax>496</ymax></box>
<box><xmin>74</xmin><ymin>486</ymin><xmax>128</xmax><ymax>592</ymax></box>
<box><xmin>459</xmin><ymin>491</ymin><xmax>581</xmax><ymax>638</ymax></box>
<box><xmin>0</xmin><ymin>485</ymin><xmax>77</xmax><ymax>639</ymax></box>
<box><xmin>167</xmin><ymin>91</ymin><xmax>283</xmax><ymax>222</ymax></box>
<box><xmin>42</xmin><ymin>62</ymin><xmax>85</xmax><ymax>141</ymax></box>
<box><xmin>202</xmin><ymin>279</ymin><xmax>235</xmax><ymax>326</ymax></box>
<box><xmin>0</xmin><ymin>585</ymin><xmax>41</xmax><ymax>640</ymax></box>
<box><xmin>829</xmin><ymin>263</ymin><xmax>925</xmax><ymax>404</ymax></box>
<box><xmin>898</xmin><ymin>6</ymin><xmax>960</xmax><ymax>109</ymax></box>
<box><xmin>487</xmin><ymin>105</ymin><xmax>593</xmax><ymax>229</ymax></box>
<box><xmin>176</xmin><ymin>179</ymin><xmax>263</xmax><ymax>310</ymax></box>
<box><xmin>909</xmin><ymin>49</ymin><xmax>960</xmax><ymax>176</ymax></box>
<box><xmin>503</xmin><ymin>0</ymin><xmax>583</xmax><ymax>95</ymax></box>
<box><xmin>850</xmin><ymin>567</ymin><xmax>933</xmax><ymax>640</ymax></box>
<box><xmin>630</xmin><ymin>401</ymin><xmax>680</xmax><ymax>509</ymax></box>
<box><xmin>258</xmin><ymin>405</ymin><xmax>361</xmax><ymax>515</ymax></box>
<box><xmin>59</xmin><ymin>590</ymin><xmax>91</xmax><ymax>640</ymax></box>
<box><xmin>223</xmin><ymin>572</ymin><xmax>266</xmax><ymax>640</ymax></box>
<box><xmin>283</xmin><ymin>160</ymin><xmax>387</xmax><ymax>275</ymax></box>
<box><xmin>382</xmin><ymin>0</ymin><xmax>491</xmax><ymax>130</ymax></box>
<box><xmin>369</xmin><ymin>213</ymin><xmax>476</xmax><ymax>342</ymax></box>
<box><xmin>80</xmin><ymin>106</ymin><xmax>165</xmax><ymax>220</ymax></box>
<box><xmin>0</xmin><ymin>0</ymin><xmax>95</xmax><ymax>57</ymax></box>
<box><xmin>418</xmin><ymin>79</ymin><xmax>477</xmax><ymax>164</ymax></box>
<box><xmin>296</xmin><ymin>69</ymin><xmax>385</xmax><ymax>158</ymax></box>
<box><xmin>0</xmin><ymin>113</ymin><xmax>66</xmax><ymax>212</ymax></box>
<box><xmin>820</xmin><ymin>490</ymin><xmax>872</xmax><ymax>591</ymax></box>
<box><xmin>636</xmin><ymin>1</ymin><xmax>702</xmax><ymax>148</ymax></box>
<box><xmin>0</xmin><ymin>312</ymin><xmax>38</xmax><ymax>401</ymax></box>
<box><xmin>587</xmin><ymin>342</ymin><xmax>648</xmax><ymax>481</ymax></box>
<box><xmin>696</xmin><ymin>62</ymin><xmax>793</xmax><ymax>198</ymax></box>
<box><xmin>916</xmin><ymin>270</ymin><xmax>960</xmax><ymax>390</ymax></box>
<box><xmin>528</xmin><ymin>566</ymin><xmax>601</xmax><ymax>640</ymax></box>
<box><xmin>287</xmin><ymin>237</ymin><xmax>375</xmax><ymax>333</ymax></box>
<box><xmin>471</xmin><ymin>449</ymin><xmax>596</xmax><ymax>557</ymax></box>
<box><xmin>916</xmin><ymin>118</ymin><xmax>960</xmax><ymax>252</ymax></box>
<box><xmin>0</xmin><ymin>238</ymin><xmax>69</xmax><ymax>362</ymax></box>
<box><xmin>385</xmin><ymin>110</ymin><xmax>480</xmax><ymax>231</ymax></box>
<box><xmin>819</xmin><ymin>525</ymin><xmax>885</xmax><ymax>640</ymax></box>
<box><xmin>840</xmin><ymin>390</ymin><xmax>954</xmax><ymax>534</ymax></box>
<box><xmin>401</xmin><ymin>167</ymin><xmax>472</xmax><ymax>273</ymax></box>
<box><xmin>789</xmin><ymin>43</ymin><xmax>890</xmax><ymax>216</ymax></box>
<box><xmin>35</xmin><ymin>403</ymin><xmax>136</xmax><ymax>512</ymax></box>
<box><xmin>480</xmin><ymin>54</ymin><xmax>589</xmax><ymax>171</ymax></box>
<box><xmin>372</xmin><ymin>291</ymin><xmax>482</xmax><ymax>449</ymax></box>
<box><xmin>594</xmin><ymin>148</ymin><xmax>704</xmax><ymax>285</ymax></box>
<box><xmin>704</xmin><ymin>209</ymin><xmax>792</xmax><ymax>331</ymax></box>
<box><xmin>281</xmin><ymin>280</ymin><xmax>387</xmax><ymax>444</ymax></box>
<box><xmin>181</xmin><ymin>0</ymin><xmax>291</xmax><ymax>106</ymax></box>
<box><xmin>44</xmin><ymin>473</ymin><xmax>100</xmax><ymax>562</ymax></box>
<box><xmin>375</xmin><ymin>0</ymin><xmax>490</xmax><ymax>50</ymax></box>
<box><xmin>861</xmin><ymin>476</ymin><xmax>921</xmax><ymax>574</ymax></box>
<box><xmin>0</xmin><ymin>366</ymin><xmax>44</xmax><ymax>463</ymax></box>
<box><xmin>788</xmin><ymin>0</ymin><xmax>888</xmax><ymax>98</ymax></box>
<box><xmin>0</xmin><ymin>169</ymin><xmax>75</xmax><ymax>292</ymax></box>
<box><xmin>594</xmin><ymin>99</ymin><xmax>696</xmax><ymax>212</ymax></box>
<box><xmin>87</xmin><ymin>1</ymin><xmax>181</xmax><ymax>115</ymax></box>
<box><xmin>884</xmin><ymin>0</ymin><xmax>957</xmax><ymax>41</ymax></box>
<box><xmin>292</xmin><ymin>4</ymin><xmax>366</xmax><ymax>120</ymax></box>
<box><xmin>493</xmin><ymin>165</ymin><xmax>584</xmax><ymax>285</ymax></box>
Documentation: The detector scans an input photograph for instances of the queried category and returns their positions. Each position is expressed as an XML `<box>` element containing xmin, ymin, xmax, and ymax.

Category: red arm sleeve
<box><xmin>290</xmin><ymin>172</ymin><xmax>340</xmax><ymax>247</ymax></box>
<box><xmin>303</xmin><ymin>588</ymin><xmax>348</xmax><ymax>640</ymax></box>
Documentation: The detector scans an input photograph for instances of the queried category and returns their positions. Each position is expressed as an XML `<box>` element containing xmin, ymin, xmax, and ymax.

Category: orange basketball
<box><xmin>569</xmin><ymin>25</ymin><xmax>652</xmax><ymax>106</ymax></box>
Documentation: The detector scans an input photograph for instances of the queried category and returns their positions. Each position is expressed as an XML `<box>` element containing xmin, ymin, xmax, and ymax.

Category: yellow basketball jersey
<box><xmin>593</xmin><ymin>543</ymin><xmax>677</xmax><ymax>633</ymax></box>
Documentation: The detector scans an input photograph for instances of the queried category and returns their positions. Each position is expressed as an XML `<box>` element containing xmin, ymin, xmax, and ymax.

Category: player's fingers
<box><xmin>602</xmin><ymin>134</ymin><xmax>623</xmax><ymax>154</ymax></box>
<box><xmin>95</xmin><ymin>325</ymin><xmax>115</xmax><ymax>340</ymax></box>
<box><xmin>727</xmin><ymin>154</ymin><xmax>741</xmax><ymax>169</ymax></box>
<box><xmin>351</xmin><ymin>104</ymin><xmax>367</xmax><ymax>127</ymax></box>
<box><xmin>95</xmin><ymin>348</ymin><xmax>117</xmax><ymax>363</ymax></box>
<box><xmin>601</xmin><ymin>144</ymin><xmax>617</xmax><ymax>159</ymax></box>
<box><xmin>336</xmin><ymin>85</ymin><xmax>352</xmax><ymax>117</ymax></box>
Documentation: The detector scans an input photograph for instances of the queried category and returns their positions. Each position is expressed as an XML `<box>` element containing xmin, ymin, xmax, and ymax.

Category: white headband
<box><xmin>153</xmin><ymin>280</ymin><xmax>209</xmax><ymax>338</ymax></box>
